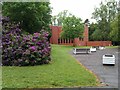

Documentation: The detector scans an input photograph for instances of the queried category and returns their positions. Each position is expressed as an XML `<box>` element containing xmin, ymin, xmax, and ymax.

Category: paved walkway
<box><xmin>71</xmin><ymin>48</ymin><xmax>118</xmax><ymax>88</ymax></box>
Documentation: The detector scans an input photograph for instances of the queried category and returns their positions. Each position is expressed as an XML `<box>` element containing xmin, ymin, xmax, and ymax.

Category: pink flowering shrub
<box><xmin>2</xmin><ymin>17</ymin><xmax>51</xmax><ymax>66</ymax></box>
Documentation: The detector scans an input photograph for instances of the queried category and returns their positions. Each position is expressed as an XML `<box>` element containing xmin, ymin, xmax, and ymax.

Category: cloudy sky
<box><xmin>50</xmin><ymin>0</ymin><xmax>117</xmax><ymax>23</ymax></box>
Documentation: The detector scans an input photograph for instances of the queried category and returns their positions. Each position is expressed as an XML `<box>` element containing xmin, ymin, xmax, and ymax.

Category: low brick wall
<box><xmin>58</xmin><ymin>43</ymin><xmax>73</xmax><ymax>46</ymax></box>
<box><xmin>74</xmin><ymin>38</ymin><xmax>86</xmax><ymax>46</ymax></box>
<box><xmin>50</xmin><ymin>26</ymin><xmax>112</xmax><ymax>46</ymax></box>
<box><xmin>87</xmin><ymin>41</ymin><xmax>112</xmax><ymax>46</ymax></box>
<box><xmin>58</xmin><ymin>38</ymin><xmax>74</xmax><ymax>46</ymax></box>
<box><xmin>54</xmin><ymin>38</ymin><xmax>112</xmax><ymax>46</ymax></box>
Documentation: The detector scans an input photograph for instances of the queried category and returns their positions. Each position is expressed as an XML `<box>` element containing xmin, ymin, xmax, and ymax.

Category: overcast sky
<box><xmin>50</xmin><ymin>0</ymin><xmax>118</xmax><ymax>23</ymax></box>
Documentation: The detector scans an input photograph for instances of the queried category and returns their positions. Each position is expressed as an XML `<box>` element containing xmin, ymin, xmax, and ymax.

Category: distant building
<box><xmin>50</xmin><ymin>20</ymin><xmax>112</xmax><ymax>46</ymax></box>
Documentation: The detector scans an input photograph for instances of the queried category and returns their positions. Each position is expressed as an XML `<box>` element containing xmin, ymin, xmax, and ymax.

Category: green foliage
<box><xmin>89</xmin><ymin>23</ymin><xmax>98</xmax><ymax>41</ymax></box>
<box><xmin>61</xmin><ymin>15</ymin><xmax>84</xmax><ymax>39</ymax></box>
<box><xmin>91</xmin><ymin>28</ymin><xmax>103</xmax><ymax>41</ymax></box>
<box><xmin>92</xmin><ymin>1</ymin><xmax>117</xmax><ymax>22</ymax></box>
<box><xmin>118</xmin><ymin>11</ymin><xmax>120</xmax><ymax>42</ymax></box>
<box><xmin>2</xmin><ymin>2</ymin><xmax>52</xmax><ymax>34</ymax></box>
<box><xmin>52</xmin><ymin>10</ymin><xmax>84</xmax><ymax>44</ymax></box>
<box><xmin>52</xmin><ymin>10</ymin><xmax>72</xmax><ymax>26</ymax></box>
<box><xmin>110</xmin><ymin>15</ymin><xmax>119</xmax><ymax>41</ymax></box>
<box><xmin>51</xmin><ymin>10</ymin><xmax>84</xmax><ymax>46</ymax></box>
<box><xmin>2</xmin><ymin>45</ymin><xmax>99</xmax><ymax>88</ymax></box>
<box><xmin>92</xmin><ymin>0</ymin><xmax>118</xmax><ymax>41</ymax></box>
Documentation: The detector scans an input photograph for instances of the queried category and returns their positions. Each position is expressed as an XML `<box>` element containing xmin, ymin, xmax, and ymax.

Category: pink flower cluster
<box><xmin>29</xmin><ymin>46</ymin><xmax>36</xmax><ymax>51</ymax></box>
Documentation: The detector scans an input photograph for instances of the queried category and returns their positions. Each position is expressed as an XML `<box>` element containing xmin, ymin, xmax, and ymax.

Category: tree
<box><xmin>89</xmin><ymin>23</ymin><xmax>98</xmax><ymax>41</ymax></box>
<box><xmin>61</xmin><ymin>15</ymin><xmax>84</xmax><ymax>46</ymax></box>
<box><xmin>91</xmin><ymin>27</ymin><xmax>103</xmax><ymax>41</ymax></box>
<box><xmin>110</xmin><ymin>15</ymin><xmax>118</xmax><ymax>41</ymax></box>
<box><xmin>2</xmin><ymin>2</ymin><xmax>52</xmax><ymax>34</ymax></box>
<box><xmin>57</xmin><ymin>10</ymin><xmax>72</xmax><ymax>26</ymax></box>
<box><xmin>92</xmin><ymin>0</ymin><xmax>117</xmax><ymax>41</ymax></box>
<box><xmin>51</xmin><ymin>16</ymin><xmax>57</xmax><ymax>26</ymax></box>
<box><xmin>51</xmin><ymin>10</ymin><xmax>72</xmax><ymax>26</ymax></box>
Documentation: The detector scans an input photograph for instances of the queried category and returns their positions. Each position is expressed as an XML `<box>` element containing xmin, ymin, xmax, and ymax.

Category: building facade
<box><xmin>50</xmin><ymin>24</ymin><xmax>112</xmax><ymax>46</ymax></box>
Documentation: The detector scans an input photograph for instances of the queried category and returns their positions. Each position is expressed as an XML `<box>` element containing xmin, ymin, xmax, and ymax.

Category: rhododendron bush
<box><xmin>2</xmin><ymin>17</ymin><xmax>51</xmax><ymax>66</ymax></box>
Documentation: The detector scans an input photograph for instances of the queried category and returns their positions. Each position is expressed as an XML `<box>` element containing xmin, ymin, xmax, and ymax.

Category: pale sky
<box><xmin>50</xmin><ymin>0</ymin><xmax>117</xmax><ymax>23</ymax></box>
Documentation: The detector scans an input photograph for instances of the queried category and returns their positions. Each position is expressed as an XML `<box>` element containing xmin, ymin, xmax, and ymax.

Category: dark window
<box><xmin>58</xmin><ymin>39</ymin><xmax>60</xmax><ymax>44</ymax></box>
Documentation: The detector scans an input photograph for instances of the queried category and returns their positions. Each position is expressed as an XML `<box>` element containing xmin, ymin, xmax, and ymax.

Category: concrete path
<box><xmin>71</xmin><ymin>48</ymin><xmax>118</xmax><ymax>88</ymax></box>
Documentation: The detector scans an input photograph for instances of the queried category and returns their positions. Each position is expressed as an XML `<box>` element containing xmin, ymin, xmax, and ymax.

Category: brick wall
<box><xmin>87</xmin><ymin>41</ymin><xmax>112</xmax><ymax>46</ymax></box>
<box><xmin>50</xmin><ymin>25</ymin><xmax>112</xmax><ymax>46</ymax></box>
<box><xmin>58</xmin><ymin>38</ymin><xmax>74</xmax><ymax>46</ymax></box>
<box><xmin>50</xmin><ymin>26</ymin><xmax>62</xmax><ymax>44</ymax></box>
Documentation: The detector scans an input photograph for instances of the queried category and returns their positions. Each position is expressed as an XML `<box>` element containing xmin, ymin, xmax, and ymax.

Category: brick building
<box><xmin>50</xmin><ymin>24</ymin><xmax>112</xmax><ymax>46</ymax></box>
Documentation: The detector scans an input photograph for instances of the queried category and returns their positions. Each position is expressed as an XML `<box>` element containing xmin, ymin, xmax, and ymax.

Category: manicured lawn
<box><xmin>106</xmin><ymin>46</ymin><xmax>119</xmax><ymax>48</ymax></box>
<box><xmin>2</xmin><ymin>45</ymin><xmax>100</xmax><ymax>88</ymax></box>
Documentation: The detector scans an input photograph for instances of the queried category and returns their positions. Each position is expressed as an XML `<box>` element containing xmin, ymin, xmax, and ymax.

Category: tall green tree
<box><xmin>110</xmin><ymin>15</ymin><xmax>119</xmax><ymax>41</ymax></box>
<box><xmin>57</xmin><ymin>10</ymin><xmax>72</xmax><ymax>26</ymax></box>
<box><xmin>89</xmin><ymin>23</ymin><xmax>98</xmax><ymax>41</ymax></box>
<box><xmin>2</xmin><ymin>2</ymin><xmax>52</xmax><ymax>34</ymax></box>
<box><xmin>92</xmin><ymin>0</ymin><xmax>117</xmax><ymax>41</ymax></box>
<box><xmin>61</xmin><ymin>15</ymin><xmax>84</xmax><ymax>46</ymax></box>
<box><xmin>51</xmin><ymin>10</ymin><xmax>72</xmax><ymax>26</ymax></box>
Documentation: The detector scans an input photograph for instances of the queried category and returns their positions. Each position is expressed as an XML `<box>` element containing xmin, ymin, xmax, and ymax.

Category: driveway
<box><xmin>71</xmin><ymin>48</ymin><xmax>118</xmax><ymax>88</ymax></box>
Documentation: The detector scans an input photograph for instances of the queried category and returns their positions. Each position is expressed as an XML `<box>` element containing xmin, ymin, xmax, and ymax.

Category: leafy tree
<box><xmin>110</xmin><ymin>15</ymin><xmax>118</xmax><ymax>41</ymax></box>
<box><xmin>57</xmin><ymin>10</ymin><xmax>72</xmax><ymax>26</ymax></box>
<box><xmin>51</xmin><ymin>10</ymin><xmax>72</xmax><ymax>26</ymax></box>
<box><xmin>92</xmin><ymin>0</ymin><xmax>117</xmax><ymax>41</ymax></box>
<box><xmin>118</xmin><ymin>10</ymin><xmax>120</xmax><ymax>43</ymax></box>
<box><xmin>91</xmin><ymin>27</ymin><xmax>103</xmax><ymax>41</ymax></box>
<box><xmin>89</xmin><ymin>23</ymin><xmax>98</xmax><ymax>41</ymax></box>
<box><xmin>61</xmin><ymin>15</ymin><xmax>84</xmax><ymax>46</ymax></box>
<box><xmin>2</xmin><ymin>2</ymin><xmax>52</xmax><ymax>34</ymax></box>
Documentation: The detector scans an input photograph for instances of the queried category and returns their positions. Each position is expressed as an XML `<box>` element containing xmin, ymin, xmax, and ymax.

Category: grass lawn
<box><xmin>106</xmin><ymin>46</ymin><xmax>119</xmax><ymax>48</ymax></box>
<box><xmin>2</xmin><ymin>45</ymin><xmax>100</xmax><ymax>88</ymax></box>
